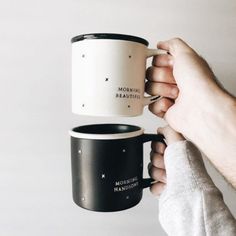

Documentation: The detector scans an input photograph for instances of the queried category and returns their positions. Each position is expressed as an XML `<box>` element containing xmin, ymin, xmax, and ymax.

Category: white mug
<box><xmin>71</xmin><ymin>33</ymin><xmax>167</xmax><ymax>117</ymax></box>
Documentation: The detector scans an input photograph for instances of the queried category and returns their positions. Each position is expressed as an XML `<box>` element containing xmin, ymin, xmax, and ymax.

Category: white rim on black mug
<box><xmin>69</xmin><ymin>123</ymin><xmax>165</xmax><ymax>212</ymax></box>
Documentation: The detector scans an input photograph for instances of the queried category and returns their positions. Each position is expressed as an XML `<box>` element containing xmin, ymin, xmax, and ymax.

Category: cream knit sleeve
<box><xmin>158</xmin><ymin>141</ymin><xmax>236</xmax><ymax>236</ymax></box>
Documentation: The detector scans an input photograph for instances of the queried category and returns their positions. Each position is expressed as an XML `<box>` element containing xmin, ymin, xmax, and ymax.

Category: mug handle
<box><xmin>143</xmin><ymin>48</ymin><xmax>168</xmax><ymax>106</ymax></box>
<box><xmin>141</xmin><ymin>133</ymin><xmax>166</xmax><ymax>189</ymax></box>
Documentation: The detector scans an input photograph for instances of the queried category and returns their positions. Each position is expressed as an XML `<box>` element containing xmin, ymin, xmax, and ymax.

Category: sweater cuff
<box><xmin>159</xmin><ymin>141</ymin><xmax>216</xmax><ymax>203</ymax></box>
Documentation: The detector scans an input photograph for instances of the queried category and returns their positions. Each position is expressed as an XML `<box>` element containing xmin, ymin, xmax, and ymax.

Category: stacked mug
<box><xmin>70</xmin><ymin>33</ymin><xmax>166</xmax><ymax>212</ymax></box>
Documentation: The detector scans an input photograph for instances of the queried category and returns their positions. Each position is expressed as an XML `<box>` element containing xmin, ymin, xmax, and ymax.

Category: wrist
<box><xmin>186</xmin><ymin>87</ymin><xmax>236</xmax><ymax>182</ymax></box>
<box><xmin>186</xmin><ymin>85</ymin><xmax>235</xmax><ymax>141</ymax></box>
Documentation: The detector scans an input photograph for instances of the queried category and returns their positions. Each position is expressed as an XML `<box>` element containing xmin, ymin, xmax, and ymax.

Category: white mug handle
<box><xmin>143</xmin><ymin>48</ymin><xmax>168</xmax><ymax>106</ymax></box>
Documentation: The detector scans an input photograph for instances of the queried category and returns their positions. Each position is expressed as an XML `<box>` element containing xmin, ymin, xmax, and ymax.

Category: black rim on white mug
<box><xmin>71</xmin><ymin>33</ymin><xmax>149</xmax><ymax>46</ymax></box>
<box><xmin>71</xmin><ymin>33</ymin><xmax>167</xmax><ymax>117</ymax></box>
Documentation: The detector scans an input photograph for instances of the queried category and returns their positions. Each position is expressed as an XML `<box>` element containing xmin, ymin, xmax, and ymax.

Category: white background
<box><xmin>0</xmin><ymin>0</ymin><xmax>236</xmax><ymax>235</ymax></box>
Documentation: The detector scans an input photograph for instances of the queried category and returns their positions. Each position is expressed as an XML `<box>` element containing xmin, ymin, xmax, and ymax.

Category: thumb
<box><xmin>157</xmin><ymin>38</ymin><xmax>195</xmax><ymax>57</ymax></box>
<box><xmin>157</xmin><ymin>126</ymin><xmax>185</xmax><ymax>145</ymax></box>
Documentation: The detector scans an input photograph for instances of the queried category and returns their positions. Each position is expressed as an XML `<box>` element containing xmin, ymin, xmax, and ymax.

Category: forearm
<box><xmin>186</xmin><ymin>88</ymin><xmax>236</xmax><ymax>188</ymax></box>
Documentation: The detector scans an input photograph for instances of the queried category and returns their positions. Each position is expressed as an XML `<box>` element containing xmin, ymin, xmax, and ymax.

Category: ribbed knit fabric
<box><xmin>159</xmin><ymin>141</ymin><xmax>236</xmax><ymax>236</ymax></box>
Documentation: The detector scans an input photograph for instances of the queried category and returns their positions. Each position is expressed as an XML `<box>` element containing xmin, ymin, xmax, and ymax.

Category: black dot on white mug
<box><xmin>71</xmin><ymin>33</ymin><xmax>167</xmax><ymax>117</ymax></box>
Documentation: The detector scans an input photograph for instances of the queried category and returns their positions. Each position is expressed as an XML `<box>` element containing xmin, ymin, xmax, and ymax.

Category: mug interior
<box><xmin>70</xmin><ymin>124</ymin><xmax>143</xmax><ymax>140</ymax></box>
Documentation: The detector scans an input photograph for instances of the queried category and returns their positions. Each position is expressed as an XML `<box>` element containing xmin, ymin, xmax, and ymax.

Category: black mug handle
<box><xmin>141</xmin><ymin>133</ymin><xmax>166</xmax><ymax>189</ymax></box>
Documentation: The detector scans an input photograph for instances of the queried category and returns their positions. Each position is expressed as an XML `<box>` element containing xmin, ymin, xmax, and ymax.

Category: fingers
<box><xmin>150</xmin><ymin>182</ymin><xmax>166</xmax><ymax>196</ymax></box>
<box><xmin>146</xmin><ymin>57</ymin><xmax>178</xmax><ymax>101</ymax></box>
<box><xmin>146</xmin><ymin>66</ymin><xmax>176</xmax><ymax>84</ymax></box>
<box><xmin>146</xmin><ymin>38</ymin><xmax>194</xmax><ymax>88</ymax></box>
<box><xmin>145</xmin><ymin>81</ymin><xmax>179</xmax><ymax>98</ymax></box>
<box><xmin>150</xmin><ymin>152</ymin><xmax>165</xmax><ymax>169</ymax></box>
<box><xmin>152</xmin><ymin>54</ymin><xmax>173</xmax><ymax>67</ymax></box>
<box><xmin>148</xmin><ymin>97</ymin><xmax>174</xmax><ymax>118</ymax></box>
<box><xmin>157</xmin><ymin>126</ymin><xmax>185</xmax><ymax>145</ymax></box>
<box><xmin>151</xmin><ymin>141</ymin><xmax>166</xmax><ymax>154</ymax></box>
<box><xmin>149</xmin><ymin>141</ymin><xmax>167</xmax><ymax>196</ymax></box>
<box><xmin>149</xmin><ymin>141</ymin><xmax>166</xmax><ymax>181</ymax></box>
<box><xmin>157</xmin><ymin>38</ymin><xmax>195</xmax><ymax>57</ymax></box>
<box><xmin>145</xmin><ymin>67</ymin><xmax>178</xmax><ymax>118</ymax></box>
<box><xmin>149</xmin><ymin>165</ymin><xmax>166</xmax><ymax>183</ymax></box>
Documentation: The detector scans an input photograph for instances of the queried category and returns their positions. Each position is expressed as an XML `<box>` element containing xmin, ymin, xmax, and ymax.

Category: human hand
<box><xmin>146</xmin><ymin>38</ymin><xmax>236</xmax><ymax>188</ymax></box>
<box><xmin>148</xmin><ymin>125</ymin><xmax>185</xmax><ymax>196</ymax></box>
<box><xmin>145</xmin><ymin>38</ymin><xmax>223</xmax><ymax>136</ymax></box>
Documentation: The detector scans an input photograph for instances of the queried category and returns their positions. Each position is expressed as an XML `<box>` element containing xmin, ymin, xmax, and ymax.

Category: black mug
<box><xmin>70</xmin><ymin>124</ymin><xmax>164</xmax><ymax>212</ymax></box>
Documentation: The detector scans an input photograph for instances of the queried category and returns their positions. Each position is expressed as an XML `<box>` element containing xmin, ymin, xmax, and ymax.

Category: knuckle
<box><xmin>158</xmin><ymin>169</ymin><xmax>166</xmax><ymax>181</ymax></box>
<box><xmin>158</xmin><ymin>143</ymin><xmax>166</xmax><ymax>154</ymax></box>
<box><xmin>172</xmin><ymin>37</ymin><xmax>183</xmax><ymax>43</ymax></box>
<box><xmin>160</xmin><ymin>83</ymin><xmax>173</xmax><ymax>97</ymax></box>
<box><xmin>149</xmin><ymin>102</ymin><xmax>162</xmax><ymax>116</ymax></box>
<box><xmin>150</xmin><ymin>185</ymin><xmax>156</xmax><ymax>195</ymax></box>
<box><xmin>150</xmin><ymin>167</ymin><xmax>158</xmax><ymax>179</ymax></box>
<box><xmin>157</xmin><ymin>67</ymin><xmax>165</xmax><ymax>79</ymax></box>
<box><xmin>150</xmin><ymin>183</ymin><xmax>165</xmax><ymax>196</ymax></box>
<box><xmin>159</xmin><ymin>98</ymin><xmax>169</xmax><ymax>111</ymax></box>
<box><xmin>151</xmin><ymin>141</ymin><xmax>157</xmax><ymax>151</ymax></box>
<box><xmin>153</xmin><ymin>157</ymin><xmax>160</xmax><ymax>167</ymax></box>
